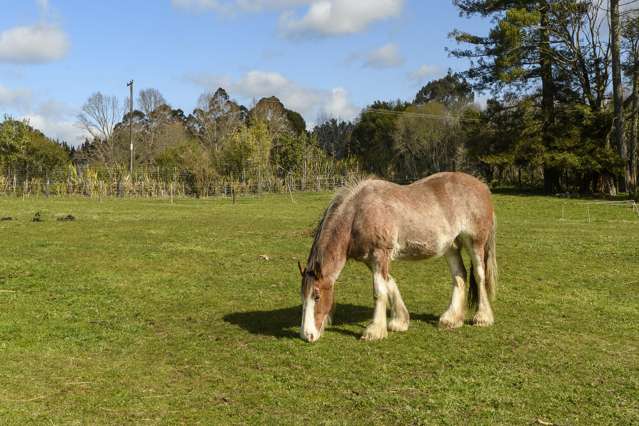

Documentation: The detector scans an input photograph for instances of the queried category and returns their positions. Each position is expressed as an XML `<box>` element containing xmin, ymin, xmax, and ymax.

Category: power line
<box><xmin>362</xmin><ymin>107</ymin><xmax>484</xmax><ymax>123</ymax></box>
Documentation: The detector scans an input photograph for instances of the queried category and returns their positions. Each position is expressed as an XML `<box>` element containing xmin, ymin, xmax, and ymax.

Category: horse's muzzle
<box><xmin>302</xmin><ymin>331</ymin><xmax>319</xmax><ymax>343</ymax></box>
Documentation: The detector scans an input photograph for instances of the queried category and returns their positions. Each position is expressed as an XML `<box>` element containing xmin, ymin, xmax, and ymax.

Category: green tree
<box><xmin>222</xmin><ymin>121</ymin><xmax>272</xmax><ymax>177</ymax></box>
<box><xmin>452</xmin><ymin>0</ymin><xmax>624</xmax><ymax>193</ymax></box>
<box><xmin>393</xmin><ymin>103</ymin><xmax>464</xmax><ymax>179</ymax></box>
<box><xmin>285</xmin><ymin>109</ymin><xmax>307</xmax><ymax>135</ymax></box>
<box><xmin>0</xmin><ymin>118</ymin><xmax>29</xmax><ymax>171</ymax></box>
<box><xmin>312</xmin><ymin>119</ymin><xmax>354</xmax><ymax>159</ymax></box>
<box><xmin>271</xmin><ymin>133</ymin><xmax>304</xmax><ymax>175</ymax></box>
<box><xmin>188</xmin><ymin>88</ymin><xmax>247</xmax><ymax>152</ymax></box>
<box><xmin>414</xmin><ymin>72</ymin><xmax>474</xmax><ymax>108</ymax></box>
<box><xmin>249</xmin><ymin>97</ymin><xmax>294</xmax><ymax>138</ymax></box>
<box><xmin>351</xmin><ymin>101</ymin><xmax>408</xmax><ymax>176</ymax></box>
<box><xmin>0</xmin><ymin>118</ymin><xmax>70</xmax><ymax>178</ymax></box>
<box><xmin>452</xmin><ymin>1</ymin><xmax>561</xmax><ymax>191</ymax></box>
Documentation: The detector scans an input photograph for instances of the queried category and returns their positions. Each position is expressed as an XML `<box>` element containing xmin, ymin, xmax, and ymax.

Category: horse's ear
<box><xmin>297</xmin><ymin>261</ymin><xmax>305</xmax><ymax>277</ymax></box>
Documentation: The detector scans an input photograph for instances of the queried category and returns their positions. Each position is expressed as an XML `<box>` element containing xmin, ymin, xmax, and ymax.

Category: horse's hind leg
<box><xmin>387</xmin><ymin>275</ymin><xmax>409</xmax><ymax>332</ymax></box>
<box><xmin>439</xmin><ymin>246</ymin><xmax>467</xmax><ymax>329</ymax></box>
<box><xmin>468</xmin><ymin>242</ymin><xmax>494</xmax><ymax>327</ymax></box>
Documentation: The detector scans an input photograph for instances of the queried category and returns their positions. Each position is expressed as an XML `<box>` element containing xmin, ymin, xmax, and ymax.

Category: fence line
<box><xmin>0</xmin><ymin>166</ymin><xmax>362</xmax><ymax>198</ymax></box>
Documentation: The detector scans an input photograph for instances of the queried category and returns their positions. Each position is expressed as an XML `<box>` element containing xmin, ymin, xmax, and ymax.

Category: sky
<box><xmin>0</xmin><ymin>0</ymin><xmax>491</xmax><ymax>145</ymax></box>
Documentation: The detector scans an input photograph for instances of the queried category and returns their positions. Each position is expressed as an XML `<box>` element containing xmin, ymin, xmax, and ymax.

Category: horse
<box><xmin>298</xmin><ymin>172</ymin><xmax>497</xmax><ymax>343</ymax></box>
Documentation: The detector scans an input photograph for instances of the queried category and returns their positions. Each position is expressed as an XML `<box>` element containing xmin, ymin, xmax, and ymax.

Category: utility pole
<box><xmin>127</xmin><ymin>80</ymin><xmax>134</xmax><ymax>175</ymax></box>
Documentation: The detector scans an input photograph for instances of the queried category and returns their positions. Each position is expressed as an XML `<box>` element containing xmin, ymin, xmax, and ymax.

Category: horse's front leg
<box><xmin>362</xmin><ymin>268</ymin><xmax>389</xmax><ymax>341</ymax></box>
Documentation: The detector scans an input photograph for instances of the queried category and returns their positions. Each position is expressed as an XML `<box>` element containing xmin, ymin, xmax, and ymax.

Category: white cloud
<box><xmin>186</xmin><ymin>69</ymin><xmax>359</xmax><ymax>126</ymax></box>
<box><xmin>0</xmin><ymin>24</ymin><xmax>70</xmax><ymax>64</ymax></box>
<box><xmin>280</xmin><ymin>0</ymin><xmax>404</xmax><ymax>38</ymax></box>
<box><xmin>23</xmin><ymin>98</ymin><xmax>88</xmax><ymax>144</ymax></box>
<box><xmin>409</xmin><ymin>64</ymin><xmax>442</xmax><ymax>83</ymax></box>
<box><xmin>1</xmin><ymin>85</ymin><xmax>87</xmax><ymax>144</ymax></box>
<box><xmin>0</xmin><ymin>85</ymin><xmax>32</xmax><ymax>111</ymax></box>
<box><xmin>23</xmin><ymin>113</ymin><xmax>88</xmax><ymax>144</ymax></box>
<box><xmin>35</xmin><ymin>99</ymin><xmax>76</xmax><ymax>121</ymax></box>
<box><xmin>321</xmin><ymin>88</ymin><xmax>359</xmax><ymax>120</ymax></box>
<box><xmin>363</xmin><ymin>43</ymin><xmax>404</xmax><ymax>69</ymax></box>
<box><xmin>189</xmin><ymin>70</ymin><xmax>322</xmax><ymax>117</ymax></box>
<box><xmin>173</xmin><ymin>0</ymin><xmax>404</xmax><ymax>37</ymax></box>
<box><xmin>236</xmin><ymin>70</ymin><xmax>323</xmax><ymax>114</ymax></box>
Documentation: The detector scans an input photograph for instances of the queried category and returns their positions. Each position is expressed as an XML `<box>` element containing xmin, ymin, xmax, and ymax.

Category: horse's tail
<box><xmin>468</xmin><ymin>262</ymin><xmax>479</xmax><ymax>309</ymax></box>
<box><xmin>468</xmin><ymin>213</ymin><xmax>497</xmax><ymax>308</ymax></box>
<box><xmin>484</xmin><ymin>213</ymin><xmax>498</xmax><ymax>301</ymax></box>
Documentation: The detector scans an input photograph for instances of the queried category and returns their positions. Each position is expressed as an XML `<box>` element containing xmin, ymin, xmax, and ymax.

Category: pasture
<box><xmin>0</xmin><ymin>193</ymin><xmax>637</xmax><ymax>425</ymax></box>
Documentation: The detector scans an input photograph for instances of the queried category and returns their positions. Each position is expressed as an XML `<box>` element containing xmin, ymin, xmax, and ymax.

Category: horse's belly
<box><xmin>392</xmin><ymin>239</ymin><xmax>442</xmax><ymax>260</ymax></box>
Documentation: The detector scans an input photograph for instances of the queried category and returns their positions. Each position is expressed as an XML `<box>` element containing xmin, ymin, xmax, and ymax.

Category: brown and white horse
<box><xmin>299</xmin><ymin>172</ymin><xmax>497</xmax><ymax>342</ymax></box>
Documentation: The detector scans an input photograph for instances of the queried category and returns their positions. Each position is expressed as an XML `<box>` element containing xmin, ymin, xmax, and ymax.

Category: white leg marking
<box><xmin>386</xmin><ymin>276</ymin><xmax>409</xmax><ymax>332</ymax></box>
<box><xmin>472</xmin><ymin>263</ymin><xmax>494</xmax><ymax>326</ymax></box>
<box><xmin>470</xmin><ymin>249</ymin><xmax>494</xmax><ymax>327</ymax></box>
<box><xmin>362</xmin><ymin>272</ymin><xmax>389</xmax><ymax>341</ymax></box>
<box><xmin>439</xmin><ymin>248</ymin><xmax>467</xmax><ymax>330</ymax></box>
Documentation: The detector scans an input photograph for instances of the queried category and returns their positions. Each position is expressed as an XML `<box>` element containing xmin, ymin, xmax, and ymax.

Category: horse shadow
<box><xmin>223</xmin><ymin>303</ymin><xmax>439</xmax><ymax>339</ymax></box>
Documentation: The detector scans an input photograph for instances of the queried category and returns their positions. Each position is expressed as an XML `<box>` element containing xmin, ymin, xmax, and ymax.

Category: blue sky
<box><xmin>0</xmin><ymin>0</ymin><xmax>490</xmax><ymax>144</ymax></box>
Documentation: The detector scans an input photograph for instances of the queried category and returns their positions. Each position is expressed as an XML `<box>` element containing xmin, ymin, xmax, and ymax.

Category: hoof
<box><xmin>439</xmin><ymin>313</ymin><xmax>464</xmax><ymax>330</ymax></box>
<box><xmin>472</xmin><ymin>311</ymin><xmax>494</xmax><ymax>327</ymax></box>
<box><xmin>388</xmin><ymin>318</ymin><xmax>409</xmax><ymax>332</ymax></box>
<box><xmin>361</xmin><ymin>324</ymin><xmax>388</xmax><ymax>341</ymax></box>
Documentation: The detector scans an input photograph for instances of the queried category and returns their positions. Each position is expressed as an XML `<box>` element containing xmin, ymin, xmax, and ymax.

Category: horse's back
<box><xmin>347</xmin><ymin>173</ymin><xmax>494</xmax><ymax>262</ymax></box>
<box><xmin>410</xmin><ymin>172</ymin><xmax>491</xmax><ymax>203</ymax></box>
<box><xmin>408</xmin><ymin>172</ymin><xmax>494</xmax><ymax>247</ymax></box>
<box><xmin>409</xmin><ymin>171</ymin><xmax>494</xmax><ymax>229</ymax></box>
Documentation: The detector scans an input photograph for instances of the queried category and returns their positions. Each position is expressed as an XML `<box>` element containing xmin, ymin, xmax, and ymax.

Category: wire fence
<box><xmin>0</xmin><ymin>166</ymin><xmax>362</xmax><ymax>199</ymax></box>
<box><xmin>559</xmin><ymin>199</ymin><xmax>639</xmax><ymax>223</ymax></box>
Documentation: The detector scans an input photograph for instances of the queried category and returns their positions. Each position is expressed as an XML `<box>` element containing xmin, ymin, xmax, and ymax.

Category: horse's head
<box><xmin>299</xmin><ymin>261</ymin><xmax>334</xmax><ymax>343</ymax></box>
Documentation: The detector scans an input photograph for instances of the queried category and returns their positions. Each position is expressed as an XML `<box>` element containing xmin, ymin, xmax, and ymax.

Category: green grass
<box><xmin>0</xmin><ymin>193</ymin><xmax>637</xmax><ymax>425</ymax></box>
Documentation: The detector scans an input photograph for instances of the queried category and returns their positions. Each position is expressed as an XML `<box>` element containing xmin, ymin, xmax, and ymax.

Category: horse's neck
<box><xmin>315</xmin><ymin>211</ymin><xmax>351</xmax><ymax>279</ymax></box>
<box><xmin>317</xmin><ymin>247</ymin><xmax>347</xmax><ymax>282</ymax></box>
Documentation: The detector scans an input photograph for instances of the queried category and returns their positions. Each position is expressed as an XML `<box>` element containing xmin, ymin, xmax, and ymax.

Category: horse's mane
<box><xmin>307</xmin><ymin>177</ymin><xmax>373</xmax><ymax>276</ymax></box>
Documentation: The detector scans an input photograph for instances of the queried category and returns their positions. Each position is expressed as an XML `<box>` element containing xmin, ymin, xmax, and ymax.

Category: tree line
<box><xmin>450</xmin><ymin>0</ymin><xmax>639</xmax><ymax>195</ymax></box>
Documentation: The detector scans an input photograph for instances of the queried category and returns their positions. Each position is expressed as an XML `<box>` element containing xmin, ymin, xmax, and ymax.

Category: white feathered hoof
<box><xmin>388</xmin><ymin>318</ymin><xmax>409</xmax><ymax>332</ymax></box>
<box><xmin>438</xmin><ymin>311</ymin><xmax>464</xmax><ymax>330</ymax></box>
<box><xmin>472</xmin><ymin>310</ymin><xmax>494</xmax><ymax>327</ymax></box>
<box><xmin>361</xmin><ymin>323</ymin><xmax>388</xmax><ymax>341</ymax></box>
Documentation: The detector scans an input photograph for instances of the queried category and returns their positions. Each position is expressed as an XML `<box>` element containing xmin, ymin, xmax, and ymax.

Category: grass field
<box><xmin>0</xmin><ymin>193</ymin><xmax>637</xmax><ymax>425</ymax></box>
